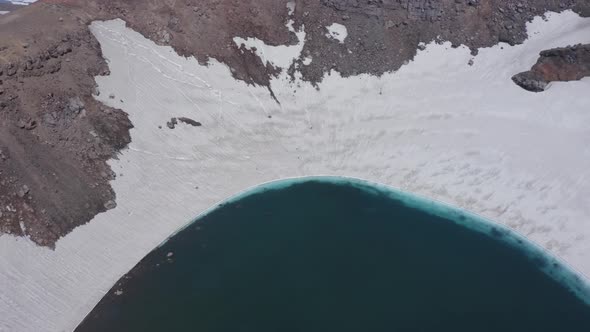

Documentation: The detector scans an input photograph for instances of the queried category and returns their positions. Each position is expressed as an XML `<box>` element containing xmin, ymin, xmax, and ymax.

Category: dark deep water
<box><xmin>77</xmin><ymin>179</ymin><xmax>590</xmax><ymax>332</ymax></box>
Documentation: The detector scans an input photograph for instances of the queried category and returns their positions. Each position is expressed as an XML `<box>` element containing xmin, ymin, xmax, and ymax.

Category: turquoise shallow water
<box><xmin>76</xmin><ymin>177</ymin><xmax>590</xmax><ymax>331</ymax></box>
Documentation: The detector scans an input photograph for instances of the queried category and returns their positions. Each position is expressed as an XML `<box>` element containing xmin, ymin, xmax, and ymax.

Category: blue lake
<box><xmin>76</xmin><ymin>178</ymin><xmax>590</xmax><ymax>331</ymax></box>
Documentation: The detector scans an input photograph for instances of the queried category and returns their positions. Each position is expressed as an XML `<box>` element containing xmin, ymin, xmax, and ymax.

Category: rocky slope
<box><xmin>1</xmin><ymin>0</ymin><xmax>590</xmax><ymax>246</ymax></box>
<box><xmin>0</xmin><ymin>5</ymin><xmax>132</xmax><ymax>246</ymax></box>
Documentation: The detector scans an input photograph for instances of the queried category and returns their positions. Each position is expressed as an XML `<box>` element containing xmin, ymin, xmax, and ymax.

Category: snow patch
<box><xmin>6</xmin><ymin>0</ymin><xmax>35</xmax><ymax>5</ymax></box>
<box><xmin>326</xmin><ymin>23</ymin><xmax>348</xmax><ymax>43</ymax></box>
<box><xmin>286</xmin><ymin>1</ymin><xmax>295</xmax><ymax>16</ymax></box>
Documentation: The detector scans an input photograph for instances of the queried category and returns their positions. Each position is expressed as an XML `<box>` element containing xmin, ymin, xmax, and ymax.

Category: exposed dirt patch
<box><xmin>1</xmin><ymin>0</ymin><xmax>590</xmax><ymax>246</ymax></box>
<box><xmin>512</xmin><ymin>43</ymin><xmax>590</xmax><ymax>92</ymax></box>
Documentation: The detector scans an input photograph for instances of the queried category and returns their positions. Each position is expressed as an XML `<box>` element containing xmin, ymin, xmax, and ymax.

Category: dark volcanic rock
<box><xmin>512</xmin><ymin>71</ymin><xmax>548</xmax><ymax>92</ymax></box>
<box><xmin>178</xmin><ymin>117</ymin><xmax>202</xmax><ymax>127</ymax></box>
<box><xmin>167</xmin><ymin>117</ymin><xmax>202</xmax><ymax>128</ymax></box>
<box><xmin>166</xmin><ymin>117</ymin><xmax>178</xmax><ymax>129</ymax></box>
<box><xmin>513</xmin><ymin>43</ymin><xmax>590</xmax><ymax>92</ymax></box>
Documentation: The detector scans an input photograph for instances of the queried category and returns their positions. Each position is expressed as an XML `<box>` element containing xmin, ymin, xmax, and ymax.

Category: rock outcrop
<box><xmin>0</xmin><ymin>6</ymin><xmax>132</xmax><ymax>246</ymax></box>
<box><xmin>513</xmin><ymin>43</ymin><xmax>590</xmax><ymax>92</ymax></box>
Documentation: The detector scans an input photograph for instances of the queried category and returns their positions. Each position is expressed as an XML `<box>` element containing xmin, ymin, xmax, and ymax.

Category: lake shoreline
<box><xmin>76</xmin><ymin>176</ymin><xmax>590</xmax><ymax>331</ymax></box>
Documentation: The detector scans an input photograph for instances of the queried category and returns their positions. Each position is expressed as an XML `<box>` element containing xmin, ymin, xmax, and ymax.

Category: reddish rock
<box><xmin>513</xmin><ymin>44</ymin><xmax>590</xmax><ymax>92</ymax></box>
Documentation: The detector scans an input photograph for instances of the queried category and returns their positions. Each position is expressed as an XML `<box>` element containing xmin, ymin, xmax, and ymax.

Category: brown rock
<box><xmin>512</xmin><ymin>44</ymin><xmax>590</xmax><ymax>92</ymax></box>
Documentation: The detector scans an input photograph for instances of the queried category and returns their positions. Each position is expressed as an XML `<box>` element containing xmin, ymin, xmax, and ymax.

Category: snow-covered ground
<box><xmin>325</xmin><ymin>23</ymin><xmax>348</xmax><ymax>43</ymax></box>
<box><xmin>5</xmin><ymin>0</ymin><xmax>36</xmax><ymax>5</ymax></box>
<box><xmin>1</xmin><ymin>8</ymin><xmax>590</xmax><ymax>332</ymax></box>
<box><xmin>0</xmin><ymin>11</ymin><xmax>9</xmax><ymax>14</ymax></box>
